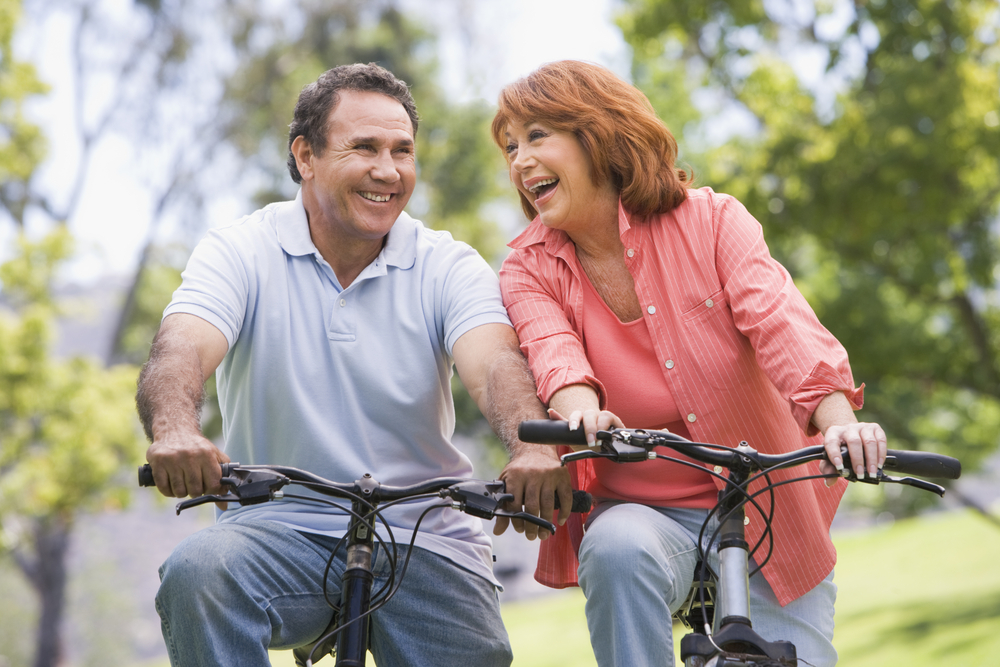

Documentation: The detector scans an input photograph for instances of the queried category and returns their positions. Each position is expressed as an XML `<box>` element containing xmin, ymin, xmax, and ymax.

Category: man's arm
<box><xmin>452</xmin><ymin>323</ymin><xmax>572</xmax><ymax>540</ymax></box>
<box><xmin>136</xmin><ymin>313</ymin><xmax>231</xmax><ymax>498</ymax></box>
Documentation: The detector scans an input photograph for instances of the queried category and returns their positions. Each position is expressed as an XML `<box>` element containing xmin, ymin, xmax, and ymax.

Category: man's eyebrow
<box><xmin>350</xmin><ymin>135</ymin><xmax>414</xmax><ymax>148</ymax></box>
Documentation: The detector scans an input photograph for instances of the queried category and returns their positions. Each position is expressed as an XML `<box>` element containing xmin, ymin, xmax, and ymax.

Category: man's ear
<box><xmin>291</xmin><ymin>136</ymin><xmax>314</xmax><ymax>181</ymax></box>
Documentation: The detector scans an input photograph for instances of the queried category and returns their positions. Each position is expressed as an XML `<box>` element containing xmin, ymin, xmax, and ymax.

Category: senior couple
<box><xmin>139</xmin><ymin>61</ymin><xmax>885</xmax><ymax>667</ymax></box>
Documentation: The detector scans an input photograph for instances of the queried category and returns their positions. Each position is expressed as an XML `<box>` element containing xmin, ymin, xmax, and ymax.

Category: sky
<box><xmin>15</xmin><ymin>0</ymin><xmax>631</xmax><ymax>282</ymax></box>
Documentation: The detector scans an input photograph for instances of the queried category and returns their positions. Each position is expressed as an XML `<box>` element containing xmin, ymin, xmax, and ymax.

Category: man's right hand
<box><xmin>146</xmin><ymin>433</ymin><xmax>231</xmax><ymax>498</ymax></box>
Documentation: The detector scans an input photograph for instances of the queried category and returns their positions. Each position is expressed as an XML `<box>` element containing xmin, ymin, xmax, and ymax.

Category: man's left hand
<box><xmin>495</xmin><ymin>446</ymin><xmax>572</xmax><ymax>541</ymax></box>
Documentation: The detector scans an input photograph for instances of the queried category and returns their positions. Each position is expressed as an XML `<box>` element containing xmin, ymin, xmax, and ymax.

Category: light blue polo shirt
<box><xmin>164</xmin><ymin>191</ymin><xmax>512</xmax><ymax>584</ymax></box>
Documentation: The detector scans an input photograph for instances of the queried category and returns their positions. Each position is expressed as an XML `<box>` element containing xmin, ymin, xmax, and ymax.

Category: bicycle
<box><xmin>137</xmin><ymin>463</ymin><xmax>592</xmax><ymax>667</ymax></box>
<box><xmin>516</xmin><ymin>420</ymin><xmax>962</xmax><ymax>667</ymax></box>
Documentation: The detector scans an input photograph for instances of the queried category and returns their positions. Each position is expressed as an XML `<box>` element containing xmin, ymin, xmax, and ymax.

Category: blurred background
<box><xmin>1</xmin><ymin>0</ymin><xmax>998</xmax><ymax>665</ymax></box>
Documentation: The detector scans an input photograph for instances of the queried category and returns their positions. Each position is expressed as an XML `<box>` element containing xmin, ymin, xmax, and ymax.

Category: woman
<box><xmin>493</xmin><ymin>61</ymin><xmax>886</xmax><ymax>667</ymax></box>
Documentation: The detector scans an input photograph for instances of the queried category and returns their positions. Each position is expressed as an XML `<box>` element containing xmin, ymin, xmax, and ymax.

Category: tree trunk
<box><xmin>13</xmin><ymin>514</ymin><xmax>72</xmax><ymax>667</ymax></box>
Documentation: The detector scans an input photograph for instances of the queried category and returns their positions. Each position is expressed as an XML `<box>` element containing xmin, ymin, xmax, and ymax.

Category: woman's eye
<box><xmin>505</xmin><ymin>143</ymin><xmax>517</xmax><ymax>155</ymax></box>
<box><xmin>528</xmin><ymin>130</ymin><xmax>546</xmax><ymax>141</ymax></box>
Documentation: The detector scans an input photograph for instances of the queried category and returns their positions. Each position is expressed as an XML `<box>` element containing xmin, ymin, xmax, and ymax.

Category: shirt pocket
<box><xmin>679</xmin><ymin>289</ymin><xmax>754</xmax><ymax>391</ymax></box>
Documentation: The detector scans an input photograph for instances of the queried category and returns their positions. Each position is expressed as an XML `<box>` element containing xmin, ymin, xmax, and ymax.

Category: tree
<box><xmin>0</xmin><ymin>230</ymin><xmax>144</xmax><ymax>667</ymax></box>
<box><xmin>618</xmin><ymin>0</ymin><xmax>1000</xmax><ymax>504</ymax></box>
<box><xmin>2</xmin><ymin>3</ymin><xmax>145</xmax><ymax>664</ymax></box>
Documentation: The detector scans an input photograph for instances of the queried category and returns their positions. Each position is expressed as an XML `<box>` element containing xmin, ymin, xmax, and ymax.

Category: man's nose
<box><xmin>370</xmin><ymin>150</ymin><xmax>401</xmax><ymax>182</ymax></box>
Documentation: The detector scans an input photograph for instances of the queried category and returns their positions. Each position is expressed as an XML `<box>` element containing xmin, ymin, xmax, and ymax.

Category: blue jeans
<box><xmin>155</xmin><ymin>520</ymin><xmax>512</xmax><ymax>667</ymax></box>
<box><xmin>577</xmin><ymin>502</ymin><xmax>837</xmax><ymax>667</ymax></box>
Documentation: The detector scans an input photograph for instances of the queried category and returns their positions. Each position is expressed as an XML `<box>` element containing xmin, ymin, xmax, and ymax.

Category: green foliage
<box><xmin>619</xmin><ymin>0</ymin><xmax>1000</xmax><ymax>475</ymax></box>
<box><xmin>0</xmin><ymin>0</ymin><xmax>47</xmax><ymax>224</ymax></box>
<box><xmin>0</xmin><ymin>230</ymin><xmax>144</xmax><ymax>528</ymax></box>
<box><xmin>116</xmin><ymin>261</ymin><xmax>183</xmax><ymax>365</ymax></box>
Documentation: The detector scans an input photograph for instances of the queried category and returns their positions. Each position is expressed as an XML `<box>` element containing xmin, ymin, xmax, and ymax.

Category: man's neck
<box><xmin>310</xmin><ymin>226</ymin><xmax>386</xmax><ymax>289</ymax></box>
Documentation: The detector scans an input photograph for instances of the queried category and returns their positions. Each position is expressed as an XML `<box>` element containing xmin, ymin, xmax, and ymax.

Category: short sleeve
<box><xmin>437</xmin><ymin>242</ymin><xmax>512</xmax><ymax>355</ymax></box>
<box><xmin>163</xmin><ymin>228</ymin><xmax>251</xmax><ymax>348</ymax></box>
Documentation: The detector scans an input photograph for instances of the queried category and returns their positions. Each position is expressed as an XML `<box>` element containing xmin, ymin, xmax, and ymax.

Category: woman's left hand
<box><xmin>819</xmin><ymin>421</ymin><xmax>887</xmax><ymax>486</ymax></box>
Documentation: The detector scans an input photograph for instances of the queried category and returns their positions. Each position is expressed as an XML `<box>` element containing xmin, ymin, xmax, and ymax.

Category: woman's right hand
<box><xmin>548</xmin><ymin>407</ymin><xmax>624</xmax><ymax>448</ymax></box>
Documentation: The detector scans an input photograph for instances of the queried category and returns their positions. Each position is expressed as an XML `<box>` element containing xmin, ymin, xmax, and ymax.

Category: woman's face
<box><xmin>504</xmin><ymin>121</ymin><xmax>617</xmax><ymax>235</ymax></box>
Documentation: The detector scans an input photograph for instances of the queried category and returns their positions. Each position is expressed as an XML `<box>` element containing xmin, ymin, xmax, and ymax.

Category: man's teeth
<box><xmin>528</xmin><ymin>178</ymin><xmax>558</xmax><ymax>194</ymax></box>
<box><xmin>361</xmin><ymin>192</ymin><xmax>391</xmax><ymax>202</ymax></box>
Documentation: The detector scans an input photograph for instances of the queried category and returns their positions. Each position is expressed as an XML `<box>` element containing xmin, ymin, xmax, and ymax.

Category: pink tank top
<box><xmin>581</xmin><ymin>274</ymin><xmax>718</xmax><ymax>508</ymax></box>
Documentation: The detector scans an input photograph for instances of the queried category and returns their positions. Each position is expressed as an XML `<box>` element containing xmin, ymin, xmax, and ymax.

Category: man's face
<box><xmin>294</xmin><ymin>90</ymin><xmax>416</xmax><ymax>243</ymax></box>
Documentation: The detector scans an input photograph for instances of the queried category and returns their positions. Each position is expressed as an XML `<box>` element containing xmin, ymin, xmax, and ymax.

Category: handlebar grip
<box><xmin>880</xmin><ymin>449</ymin><xmax>962</xmax><ymax>480</ymax></box>
<box><xmin>137</xmin><ymin>462</ymin><xmax>240</xmax><ymax>488</ymax></box>
<box><xmin>518</xmin><ymin>420</ymin><xmax>588</xmax><ymax>446</ymax></box>
<box><xmin>553</xmin><ymin>489</ymin><xmax>594</xmax><ymax>513</ymax></box>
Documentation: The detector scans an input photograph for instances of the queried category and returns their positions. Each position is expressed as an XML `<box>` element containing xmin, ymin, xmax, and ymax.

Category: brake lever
<box><xmin>174</xmin><ymin>469</ymin><xmax>291</xmax><ymax>515</ymax></box>
<box><xmin>175</xmin><ymin>494</ymin><xmax>241</xmax><ymax>514</ymax></box>
<box><xmin>841</xmin><ymin>469</ymin><xmax>947</xmax><ymax>497</ymax></box>
<box><xmin>888</xmin><ymin>475</ymin><xmax>947</xmax><ymax>497</ymax></box>
<box><xmin>559</xmin><ymin>430</ymin><xmax>653</xmax><ymax>464</ymax></box>
<box><xmin>493</xmin><ymin>509</ymin><xmax>557</xmax><ymax>535</ymax></box>
<box><xmin>442</xmin><ymin>480</ymin><xmax>510</xmax><ymax>520</ymax></box>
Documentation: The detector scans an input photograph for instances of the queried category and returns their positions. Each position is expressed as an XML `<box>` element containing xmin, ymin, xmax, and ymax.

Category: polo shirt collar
<box><xmin>276</xmin><ymin>190</ymin><xmax>416</xmax><ymax>270</ymax></box>
<box><xmin>276</xmin><ymin>190</ymin><xmax>318</xmax><ymax>257</ymax></box>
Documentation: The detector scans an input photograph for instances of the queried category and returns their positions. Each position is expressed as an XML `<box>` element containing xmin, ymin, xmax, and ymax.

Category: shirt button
<box><xmin>705</xmin><ymin>299</ymin><xmax>714</xmax><ymax>308</ymax></box>
<box><xmin>626</xmin><ymin>248</ymin><xmax>635</xmax><ymax>258</ymax></box>
<box><xmin>665</xmin><ymin>360</ymin><xmax>675</xmax><ymax>369</ymax></box>
<box><xmin>687</xmin><ymin>413</ymin><xmax>697</xmax><ymax>423</ymax></box>
<box><xmin>713</xmin><ymin>465</ymin><xmax>723</xmax><ymax>474</ymax></box>
<box><xmin>339</xmin><ymin>299</ymin><xmax>347</xmax><ymax>307</ymax></box>
<box><xmin>647</xmin><ymin>305</ymin><xmax>656</xmax><ymax>314</ymax></box>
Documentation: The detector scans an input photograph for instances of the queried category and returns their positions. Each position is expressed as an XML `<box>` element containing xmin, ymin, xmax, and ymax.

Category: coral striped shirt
<box><xmin>499</xmin><ymin>187</ymin><xmax>863</xmax><ymax>606</ymax></box>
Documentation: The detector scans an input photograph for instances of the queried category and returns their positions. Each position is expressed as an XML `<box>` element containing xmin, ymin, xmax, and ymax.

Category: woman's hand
<box><xmin>819</xmin><ymin>421</ymin><xmax>887</xmax><ymax>484</ymax></box>
<box><xmin>812</xmin><ymin>391</ymin><xmax>886</xmax><ymax>487</ymax></box>
<box><xmin>547</xmin><ymin>407</ymin><xmax>624</xmax><ymax>447</ymax></box>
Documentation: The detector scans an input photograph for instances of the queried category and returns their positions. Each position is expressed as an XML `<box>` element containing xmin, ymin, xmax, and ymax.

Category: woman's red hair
<box><xmin>492</xmin><ymin>60</ymin><xmax>691</xmax><ymax>222</ymax></box>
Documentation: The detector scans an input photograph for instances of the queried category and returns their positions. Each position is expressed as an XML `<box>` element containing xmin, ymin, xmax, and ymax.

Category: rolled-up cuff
<box><xmin>537</xmin><ymin>367</ymin><xmax>608</xmax><ymax>410</ymax></box>
<box><xmin>789</xmin><ymin>361</ymin><xmax>864</xmax><ymax>436</ymax></box>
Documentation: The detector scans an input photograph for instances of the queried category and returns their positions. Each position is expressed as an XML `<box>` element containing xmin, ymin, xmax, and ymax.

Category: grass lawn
<box><xmin>146</xmin><ymin>509</ymin><xmax>1000</xmax><ymax>667</ymax></box>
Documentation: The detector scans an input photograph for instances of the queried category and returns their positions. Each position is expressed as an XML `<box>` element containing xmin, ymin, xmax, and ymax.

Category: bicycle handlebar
<box><xmin>517</xmin><ymin>420</ymin><xmax>962</xmax><ymax>481</ymax></box>
<box><xmin>138</xmin><ymin>462</ymin><xmax>592</xmax><ymax>522</ymax></box>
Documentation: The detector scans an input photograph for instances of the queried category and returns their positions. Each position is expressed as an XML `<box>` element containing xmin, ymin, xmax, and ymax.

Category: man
<box><xmin>137</xmin><ymin>63</ymin><xmax>568</xmax><ymax>667</ymax></box>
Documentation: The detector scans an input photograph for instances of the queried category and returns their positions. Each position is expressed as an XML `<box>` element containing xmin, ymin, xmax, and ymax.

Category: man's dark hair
<box><xmin>287</xmin><ymin>63</ymin><xmax>419</xmax><ymax>184</ymax></box>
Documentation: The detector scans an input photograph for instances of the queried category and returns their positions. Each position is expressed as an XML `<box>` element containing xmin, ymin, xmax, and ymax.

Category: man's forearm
<box><xmin>136</xmin><ymin>328</ymin><xmax>207</xmax><ymax>442</ymax></box>
<box><xmin>483</xmin><ymin>344</ymin><xmax>549</xmax><ymax>455</ymax></box>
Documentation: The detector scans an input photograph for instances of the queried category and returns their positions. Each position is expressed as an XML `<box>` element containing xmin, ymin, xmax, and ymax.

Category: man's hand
<box><xmin>146</xmin><ymin>432</ymin><xmax>231</xmax><ymax>498</ymax></box>
<box><xmin>495</xmin><ymin>445</ymin><xmax>572</xmax><ymax>541</ymax></box>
